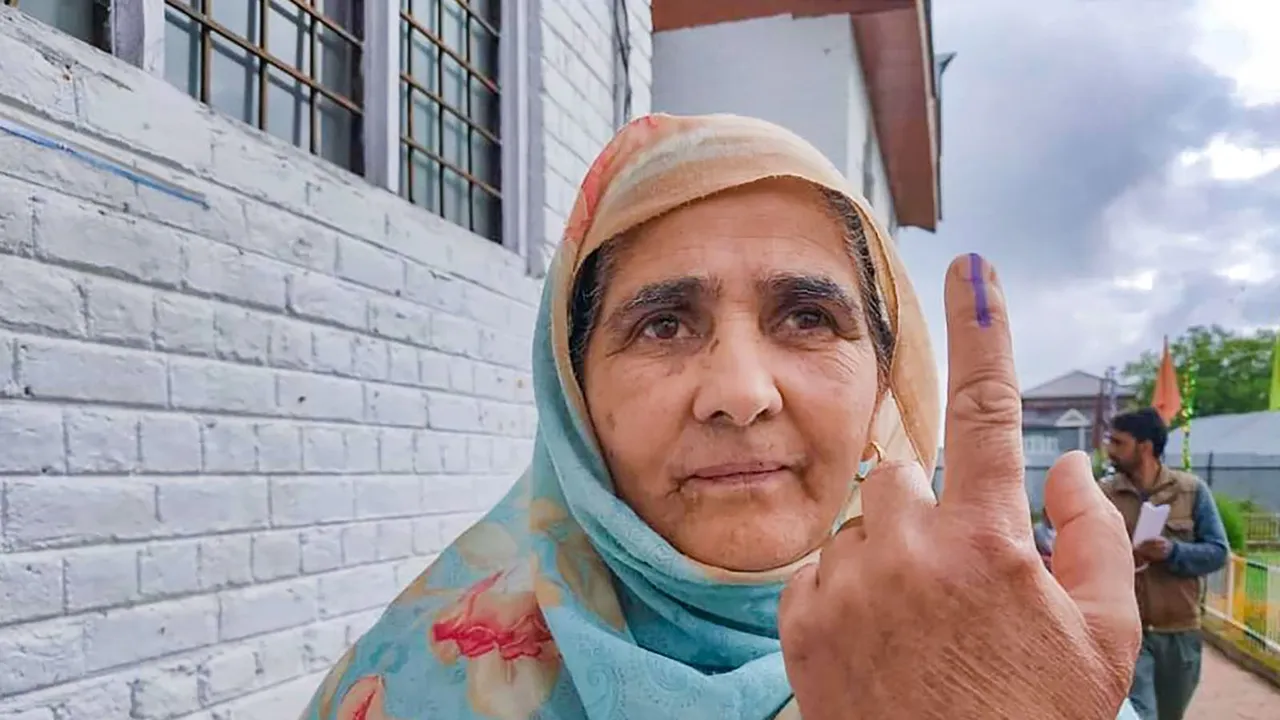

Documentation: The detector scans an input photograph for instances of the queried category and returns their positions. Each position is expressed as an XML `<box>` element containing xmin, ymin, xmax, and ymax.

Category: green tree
<box><xmin>1121</xmin><ymin>325</ymin><xmax>1277</xmax><ymax>425</ymax></box>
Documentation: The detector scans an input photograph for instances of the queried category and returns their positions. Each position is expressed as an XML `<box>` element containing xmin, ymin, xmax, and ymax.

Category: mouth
<box><xmin>683</xmin><ymin>461</ymin><xmax>792</xmax><ymax>489</ymax></box>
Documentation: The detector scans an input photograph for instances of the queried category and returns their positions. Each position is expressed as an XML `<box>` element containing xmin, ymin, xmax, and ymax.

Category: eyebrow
<box><xmin>604</xmin><ymin>276</ymin><xmax>715</xmax><ymax>331</ymax></box>
<box><xmin>600</xmin><ymin>272</ymin><xmax>860</xmax><ymax>335</ymax></box>
<box><xmin>760</xmin><ymin>273</ymin><xmax>860</xmax><ymax>314</ymax></box>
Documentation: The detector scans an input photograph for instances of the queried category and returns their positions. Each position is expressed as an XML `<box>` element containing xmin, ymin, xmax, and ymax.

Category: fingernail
<box><xmin>969</xmin><ymin>253</ymin><xmax>991</xmax><ymax>328</ymax></box>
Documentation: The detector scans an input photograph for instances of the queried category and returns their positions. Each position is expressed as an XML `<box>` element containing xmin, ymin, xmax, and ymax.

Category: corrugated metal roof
<box><xmin>1022</xmin><ymin>370</ymin><xmax>1137</xmax><ymax>400</ymax></box>
<box><xmin>1166</xmin><ymin>410</ymin><xmax>1280</xmax><ymax>455</ymax></box>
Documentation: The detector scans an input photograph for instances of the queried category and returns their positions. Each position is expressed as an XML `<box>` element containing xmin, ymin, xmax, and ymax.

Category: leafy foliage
<box><xmin>1091</xmin><ymin>450</ymin><xmax>1110</xmax><ymax>480</ymax></box>
<box><xmin>1214</xmin><ymin>492</ymin><xmax>1247</xmax><ymax>553</ymax></box>
<box><xmin>1121</xmin><ymin>325</ymin><xmax>1277</xmax><ymax>426</ymax></box>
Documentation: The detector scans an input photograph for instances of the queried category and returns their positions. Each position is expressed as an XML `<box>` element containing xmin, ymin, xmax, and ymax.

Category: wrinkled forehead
<box><xmin>585</xmin><ymin>177</ymin><xmax>861</xmax><ymax>296</ymax></box>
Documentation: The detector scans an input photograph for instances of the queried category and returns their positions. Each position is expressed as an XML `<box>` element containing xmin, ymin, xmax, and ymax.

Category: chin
<box><xmin>671</xmin><ymin>509</ymin><xmax>826</xmax><ymax>572</ymax></box>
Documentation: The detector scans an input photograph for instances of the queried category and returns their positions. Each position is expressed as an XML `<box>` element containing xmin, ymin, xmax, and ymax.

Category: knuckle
<box><xmin>949</xmin><ymin>369</ymin><xmax>1022</xmax><ymax>429</ymax></box>
<box><xmin>820</xmin><ymin>558</ymin><xmax>863</xmax><ymax>599</ymax></box>
<box><xmin>779</xmin><ymin>566</ymin><xmax>812</xmax><ymax>609</ymax></box>
<box><xmin>967</xmin><ymin>529</ymin><xmax>1041</xmax><ymax>584</ymax></box>
<box><xmin>778</xmin><ymin>596</ymin><xmax>818</xmax><ymax>659</ymax></box>
<box><xmin>878</xmin><ymin>555</ymin><xmax>918</xmax><ymax>594</ymax></box>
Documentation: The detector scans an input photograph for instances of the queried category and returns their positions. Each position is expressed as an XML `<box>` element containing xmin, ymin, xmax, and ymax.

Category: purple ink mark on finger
<box><xmin>969</xmin><ymin>252</ymin><xmax>992</xmax><ymax>328</ymax></box>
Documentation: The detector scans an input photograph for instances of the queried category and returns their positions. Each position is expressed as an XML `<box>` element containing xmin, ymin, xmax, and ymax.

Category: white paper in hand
<box><xmin>1132</xmin><ymin>501</ymin><xmax>1171</xmax><ymax>573</ymax></box>
<box><xmin>1132</xmin><ymin>501</ymin><xmax>1171</xmax><ymax>546</ymax></box>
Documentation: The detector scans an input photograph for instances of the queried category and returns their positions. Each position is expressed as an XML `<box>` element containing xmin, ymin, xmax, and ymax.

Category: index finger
<box><xmin>941</xmin><ymin>254</ymin><xmax>1028</xmax><ymax>519</ymax></box>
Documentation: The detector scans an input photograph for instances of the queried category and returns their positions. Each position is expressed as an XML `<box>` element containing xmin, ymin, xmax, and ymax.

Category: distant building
<box><xmin>1022</xmin><ymin>370</ymin><xmax>1137</xmax><ymax>455</ymax></box>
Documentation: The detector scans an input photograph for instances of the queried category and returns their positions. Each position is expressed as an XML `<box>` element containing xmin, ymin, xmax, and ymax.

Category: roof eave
<box><xmin>652</xmin><ymin>0</ymin><xmax>941</xmax><ymax>231</ymax></box>
<box><xmin>851</xmin><ymin>1</ymin><xmax>940</xmax><ymax>231</ymax></box>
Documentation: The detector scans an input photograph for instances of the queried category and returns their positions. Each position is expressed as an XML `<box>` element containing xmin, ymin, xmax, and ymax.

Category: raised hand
<box><xmin>778</xmin><ymin>254</ymin><xmax>1140</xmax><ymax>719</ymax></box>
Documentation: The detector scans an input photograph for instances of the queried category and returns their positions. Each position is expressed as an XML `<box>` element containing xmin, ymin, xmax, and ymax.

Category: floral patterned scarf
<box><xmin>300</xmin><ymin>113</ymin><xmax>946</xmax><ymax>719</ymax></box>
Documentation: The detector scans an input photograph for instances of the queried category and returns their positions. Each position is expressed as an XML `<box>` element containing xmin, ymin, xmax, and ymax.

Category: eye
<box><xmin>639</xmin><ymin>314</ymin><xmax>688</xmax><ymax>341</ymax></box>
<box><xmin>783</xmin><ymin>308</ymin><xmax>832</xmax><ymax>332</ymax></box>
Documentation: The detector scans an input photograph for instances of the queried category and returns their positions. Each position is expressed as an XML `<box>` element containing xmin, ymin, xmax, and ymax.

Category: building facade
<box><xmin>1021</xmin><ymin>370</ymin><xmax>1137</xmax><ymax>456</ymax></box>
<box><xmin>0</xmin><ymin>1</ymin><xmax>941</xmax><ymax>717</ymax></box>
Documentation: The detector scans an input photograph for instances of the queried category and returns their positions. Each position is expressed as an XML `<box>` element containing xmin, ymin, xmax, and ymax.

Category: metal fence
<box><xmin>929</xmin><ymin>452</ymin><xmax>1280</xmax><ymax>512</ymax></box>
<box><xmin>1203</xmin><ymin>553</ymin><xmax>1280</xmax><ymax>657</ymax></box>
<box><xmin>1245</xmin><ymin>513</ymin><xmax>1280</xmax><ymax>548</ymax></box>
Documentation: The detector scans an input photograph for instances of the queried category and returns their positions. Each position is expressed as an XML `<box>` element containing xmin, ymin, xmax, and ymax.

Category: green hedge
<box><xmin>1215</xmin><ymin>493</ymin><xmax>1247</xmax><ymax>553</ymax></box>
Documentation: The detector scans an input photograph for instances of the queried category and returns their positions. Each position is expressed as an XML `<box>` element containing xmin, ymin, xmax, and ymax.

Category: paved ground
<box><xmin>1185</xmin><ymin>644</ymin><xmax>1280</xmax><ymax>719</ymax></box>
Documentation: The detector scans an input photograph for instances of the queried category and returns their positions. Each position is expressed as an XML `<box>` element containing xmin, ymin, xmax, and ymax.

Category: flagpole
<box><xmin>1269</xmin><ymin>330</ymin><xmax>1280</xmax><ymax>412</ymax></box>
<box><xmin>1101</xmin><ymin>366</ymin><xmax>1117</xmax><ymax>475</ymax></box>
<box><xmin>1181</xmin><ymin>356</ymin><xmax>1196</xmax><ymax>471</ymax></box>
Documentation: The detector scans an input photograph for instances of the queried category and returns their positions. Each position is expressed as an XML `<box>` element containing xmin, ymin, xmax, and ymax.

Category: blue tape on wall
<box><xmin>0</xmin><ymin>116</ymin><xmax>208</xmax><ymax>208</ymax></box>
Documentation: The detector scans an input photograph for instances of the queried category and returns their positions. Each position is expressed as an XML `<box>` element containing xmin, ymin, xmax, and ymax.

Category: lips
<box><xmin>680</xmin><ymin>458</ymin><xmax>788</xmax><ymax>486</ymax></box>
<box><xmin>696</xmin><ymin>458</ymin><xmax>783</xmax><ymax>476</ymax></box>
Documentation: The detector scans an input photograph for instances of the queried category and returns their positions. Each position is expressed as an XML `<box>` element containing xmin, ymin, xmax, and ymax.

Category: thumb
<box><xmin>1043</xmin><ymin>452</ymin><xmax>1135</xmax><ymax>614</ymax></box>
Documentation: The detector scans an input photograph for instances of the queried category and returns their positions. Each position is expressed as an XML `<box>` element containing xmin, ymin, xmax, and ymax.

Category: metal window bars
<box><xmin>162</xmin><ymin>0</ymin><xmax>365</xmax><ymax>173</ymax></box>
<box><xmin>400</xmin><ymin>0</ymin><xmax>503</xmax><ymax>243</ymax></box>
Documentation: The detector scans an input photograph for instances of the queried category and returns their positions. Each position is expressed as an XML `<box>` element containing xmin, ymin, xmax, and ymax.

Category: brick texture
<box><xmin>537</xmin><ymin>0</ymin><xmax>653</xmax><ymax>268</ymax></box>
<box><xmin>0</xmin><ymin>3</ymin><xmax>649</xmax><ymax>717</ymax></box>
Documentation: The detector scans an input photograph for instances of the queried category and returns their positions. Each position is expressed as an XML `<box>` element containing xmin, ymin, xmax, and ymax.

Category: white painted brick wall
<box><xmin>0</xmin><ymin>2</ymin><xmax>654</xmax><ymax>716</ymax></box>
<box><xmin>537</xmin><ymin>0</ymin><xmax>653</xmax><ymax>267</ymax></box>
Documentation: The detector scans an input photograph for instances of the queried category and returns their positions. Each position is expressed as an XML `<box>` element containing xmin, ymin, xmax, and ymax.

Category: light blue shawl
<box><xmin>300</xmin><ymin>113</ymin><xmax>1141</xmax><ymax>720</ymax></box>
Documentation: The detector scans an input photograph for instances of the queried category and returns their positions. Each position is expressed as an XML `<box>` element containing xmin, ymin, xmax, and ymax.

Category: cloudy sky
<box><xmin>896</xmin><ymin>0</ymin><xmax>1280</xmax><ymax>393</ymax></box>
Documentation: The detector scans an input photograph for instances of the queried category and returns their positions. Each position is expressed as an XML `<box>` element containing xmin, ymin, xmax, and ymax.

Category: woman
<box><xmin>302</xmin><ymin>114</ymin><xmax>1142</xmax><ymax>719</ymax></box>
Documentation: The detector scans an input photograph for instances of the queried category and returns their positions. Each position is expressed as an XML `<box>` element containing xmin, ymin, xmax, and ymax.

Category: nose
<box><xmin>691</xmin><ymin>324</ymin><xmax>783</xmax><ymax>427</ymax></box>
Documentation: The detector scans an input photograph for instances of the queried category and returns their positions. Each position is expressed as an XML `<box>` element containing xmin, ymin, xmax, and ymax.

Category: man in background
<box><xmin>1032</xmin><ymin>513</ymin><xmax>1055</xmax><ymax>571</ymax></box>
<box><xmin>1101</xmin><ymin>408</ymin><xmax>1229</xmax><ymax>720</ymax></box>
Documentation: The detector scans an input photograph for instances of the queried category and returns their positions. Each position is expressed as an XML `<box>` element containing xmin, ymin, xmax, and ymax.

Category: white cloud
<box><xmin>1192</xmin><ymin>0</ymin><xmax>1280</xmax><ymax>105</ymax></box>
<box><xmin>1114</xmin><ymin>270</ymin><xmax>1158</xmax><ymax>292</ymax></box>
<box><xmin>1178</xmin><ymin>136</ymin><xmax>1280</xmax><ymax>181</ymax></box>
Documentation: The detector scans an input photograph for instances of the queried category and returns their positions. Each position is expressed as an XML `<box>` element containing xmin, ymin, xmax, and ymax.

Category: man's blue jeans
<box><xmin>1127</xmin><ymin>630</ymin><xmax>1203</xmax><ymax>720</ymax></box>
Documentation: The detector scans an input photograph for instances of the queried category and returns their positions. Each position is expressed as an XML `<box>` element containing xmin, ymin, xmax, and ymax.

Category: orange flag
<box><xmin>1151</xmin><ymin>337</ymin><xmax>1182</xmax><ymax>425</ymax></box>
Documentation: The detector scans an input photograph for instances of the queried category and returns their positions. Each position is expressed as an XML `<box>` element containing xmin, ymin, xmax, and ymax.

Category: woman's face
<box><xmin>581</xmin><ymin>179</ymin><xmax>881</xmax><ymax>572</ymax></box>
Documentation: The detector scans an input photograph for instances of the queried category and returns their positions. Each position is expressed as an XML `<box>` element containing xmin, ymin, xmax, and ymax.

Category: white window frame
<box><xmin>499</xmin><ymin>0</ymin><xmax>538</xmax><ymax>273</ymax></box>
<box><xmin>111</xmin><ymin>0</ymin><xmax>539</xmax><ymax>274</ymax></box>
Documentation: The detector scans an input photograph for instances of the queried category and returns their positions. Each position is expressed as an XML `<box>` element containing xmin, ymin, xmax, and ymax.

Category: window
<box><xmin>399</xmin><ymin>0</ymin><xmax>502</xmax><ymax>243</ymax></box>
<box><xmin>4</xmin><ymin>0</ymin><xmax>110</xmax><ymax>49</ymax></box>
<box><xmin>162</xmin><ymin>0</ymin><xmax>365</xmax><ymax>172</ymax></box>
<box><xmin>1024</xmin><ymin>435</ymin><xmax>1061</xmax><ymax>456</ymax></box>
